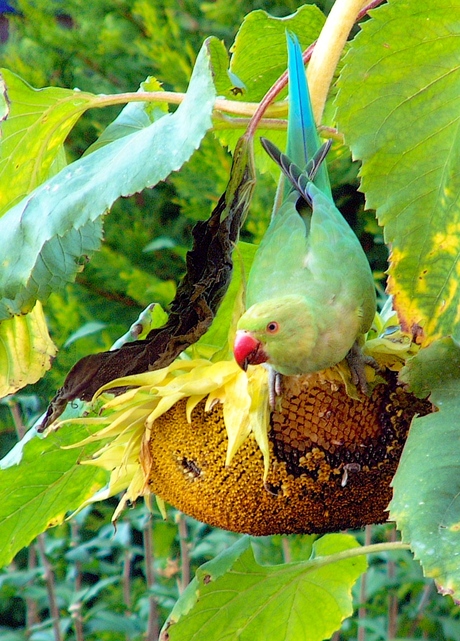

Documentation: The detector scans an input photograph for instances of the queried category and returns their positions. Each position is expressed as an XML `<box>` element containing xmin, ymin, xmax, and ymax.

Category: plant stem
<box><xmin>88</xmin><ymin>0</ymin><xmax>388</xmax><ymax>134</ymax></box>
<box><xmin>409</xmin><ymin>582</ymin><xmax>433</xmax><ymax>636</ymax></box>
<box><xmin>143</xmin><ymin>516</ymin><xmax>160</xmax><ymax>641</ymax></box>
<box><xmin>7</xmin><ymin>399</ymin><xmax>25</xmax><ymax>439</ymax></box>
<box><xmin>387</xmin><ymin>527</ymin><xmax>399</xmax><ymax>639</ymax></box>
<box><xmin>357</xmin><ymin>0</ymin><xmax>387</xmax><ymax>19</ymax></box>
<box><xmin>37</xmin><ymin>535</ymin><xmax>63</xmax><ymax>641</ymax></box>
<box><xmin>306</xmin><ymin>541</ymin><xmax>410</xmax><ymax>571</ymax></box>
<box><xmin>69</xmin><ymin>521</ymin><xmax>84</xmax><ymax>641</ymax></box>
<box><xmin>91</xmin><ymin>91</ymin><xmax>287</xmax><ymax>119</ymax></box>
<box><xmin>26</xmin><ymin>545</ymin><xmax>39</xmax><ymax>638</ymax></box>
<box><xmin>358</xmin><ymin>525</ymin><xmax>373</xmax><ymax>641</ymax></box>
<box><xmin>177</xmin><ymin>514</ymin><xmax>190</xmax><ymax>593</ymax></box>
<box><xmin>307</xmin><ymin>0</ymin><xmax>368</xmax><ymax>124</ymax></box>
<box><xmin>7</xmin><ymin>401</ymin><xmax>42</xmax><ymax>637</ymax></box>
<box><xmin>123</xmin><ymin>549</ymin><xmax>133</xmax><ymax>614</ymax></box>
<box><xmin>281</xmin><ymin>537</ymin><xmax>292</xmax><ymax>564</ymax></box>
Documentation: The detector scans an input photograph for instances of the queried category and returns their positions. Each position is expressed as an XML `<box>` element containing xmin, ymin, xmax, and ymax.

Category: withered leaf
<box><xmin>39</xmin><ymin>137</ymin><xmax>255</xmax><ymax>431</ymax></box>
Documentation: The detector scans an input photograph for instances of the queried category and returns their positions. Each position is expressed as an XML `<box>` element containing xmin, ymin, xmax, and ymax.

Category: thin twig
<box><xmin>212</xmin><ymin>115</ymin><xmax>288</xmax><ymax>131</ymax></box>
<box><xmin>143</xmin><ymin>516</ymin><xmax>160</xmax><ymax>641</ymax></box>
<box><xmin>245</xmin><ymin>42</ymin><xmax>316</xmax><ymax>140</ymax></box>
<box><xmin>298</xmin><ymin>541</ymin><xmax>410</xmax><ymax>572</ymax></box>
<box><xmin>37</xmin><ymin>535</ymin><xmax>63</xmax><ymax>641</ymax></box>
<box><xmin>90</xmin><ymin>91</ymin><xmax>286</xmax><ymax>119</ymax></box>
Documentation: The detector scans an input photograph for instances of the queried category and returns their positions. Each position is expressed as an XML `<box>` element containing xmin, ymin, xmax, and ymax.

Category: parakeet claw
<box><xmin>266</xmin><ymin>365</ymin><xmax>282</xmax><ymax>410</ymax></box>
<box><xmin>346</xmin><ymin>342</ymin><xmax>379</xmax><ymax>395</ymax></box>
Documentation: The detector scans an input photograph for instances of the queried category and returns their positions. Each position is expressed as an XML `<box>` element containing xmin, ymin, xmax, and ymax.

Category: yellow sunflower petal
<box><xmin>247</xmin><ymin>367</ymin><xmax>270</xmax><ymax>478</ymax></box>
<box><xmin>146</xmin><ymin>393</ymin><xmax>184</xmax><ymax>425</ymax></box>
<box><xmin>223</xmin><ymin>370</ymin><xmax>252</xmax><ymax>466</ymax></box>
<box><xmin>186</xmin><ymin>394</ymin><xmax>208</xmax><ymax>422</ymax></box>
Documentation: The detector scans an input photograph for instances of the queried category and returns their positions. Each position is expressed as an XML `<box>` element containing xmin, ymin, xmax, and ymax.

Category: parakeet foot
<box><xmin>346</xmin><ymin>342</ymin><xmax>379</xmax><ymax>395</ymax></box>
<box><xmin>265</xmin><ymin>365</ymin><xmax>282</xmax><ymax>409</ymax></box>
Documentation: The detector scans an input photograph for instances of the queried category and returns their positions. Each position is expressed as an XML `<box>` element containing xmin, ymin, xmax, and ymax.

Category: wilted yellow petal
<box><xmin>186</xmin><ymin>394</ymin><xmax>207</xmax><ymax>422</ymax></box>
<box><xmin>102</xmin><ymin>387</ymin><xmax>148</xmax><ymax>408</ymax></box>
<box><xmin>94</xmin><ymin>359</ymin><xmax>201</xmax><ymax>398</ymax></box>
<box><xmin>146</xmin><ymin>393</ymin><xmax>184</xmax><ymax>425</ymax></box>
<box><xmin>247</xmin><ymin>367</ymin><xmax>270</xmax><ymax>478</ymax></box>
<box><xmin>223</xmin><ymin>370</ymin><xmax>252</xmax><ymax>466</ymax></box>
<box><xmin>112</xmin><ymin>466</ymin><xmax>147</xmax><ymax>522</ymax></box>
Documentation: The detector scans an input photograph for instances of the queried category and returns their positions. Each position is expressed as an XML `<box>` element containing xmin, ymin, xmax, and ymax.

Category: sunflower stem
<box><xmin>143</xmin><ymin>516</ymin><xmax>160</xmax><ymax>641</ymax></box>
<box><xmin>387</xmin><ymin>526</ymin><xmax>399</xmax><ymax>639</ymax></box>
<box><xmin>178</xmin><ymin>514</ymin><xmax>191</xmax><ymax>593</ymax></box>
<box><xmin>37</xmin><ymin>535</ymin><xmax>63</xmax><ymax>641</ymax></box>
<box><xmin>306</xmin><ymin>540</ymin><xmax>410</xmax><ymax>571</ymax></box>
<box><xmin>358</xmin><ymin>525</ymin><xmax>373</xmax><ymax>641</ymax></box>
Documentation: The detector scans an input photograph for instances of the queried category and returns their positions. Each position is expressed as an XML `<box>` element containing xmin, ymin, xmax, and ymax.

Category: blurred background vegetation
<box><xmin>2</xmin><ymin>1</ymin><xmax>455</xmax><ymax>639</ymax></box>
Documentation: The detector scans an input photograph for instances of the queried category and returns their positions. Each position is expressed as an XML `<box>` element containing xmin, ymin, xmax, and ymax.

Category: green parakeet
<box><xmin>233</xmin><ymin>32</ymin><xmax>376</xmax><ymax>395</ymax></box>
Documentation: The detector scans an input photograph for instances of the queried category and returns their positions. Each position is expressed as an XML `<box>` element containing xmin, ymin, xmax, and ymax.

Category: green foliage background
<box><xmin>1</xmin><ymin>0</ymin><xmax>459</xmax><ymax>639</ymax></box>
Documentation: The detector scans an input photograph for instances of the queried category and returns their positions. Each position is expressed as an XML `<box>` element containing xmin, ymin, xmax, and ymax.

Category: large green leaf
<box><xmin>336</xmin><ymin>0</ymin><xmax>460</xmax><ymax>345</ymax></box>
<box><xmin>164</xmin><ymin>533</ymin><xmax>366</xmax><ymax>641</ymax></box>
<box><xmin>228</xmin><ymin>7</ymin><xmax>325</xmax><ymax>104</ymax></box>
<box><xmin>0</xmin><ymin>301</ymin><xmax>56</xmax><ymax>397</ymax></box>
<box><xmin>0</xmin><ymin>419</ymin><xmax>108</xmax><ymax>568</ymax></box>
<box><xmin>0</xmin><ymin>69</ymin><xmax>97</xmax><ymax>215</ymax></box>
<box><xmin>0</xmin><ymin>38</ymin><xmax>217</xmax><ymax>320</ymax></box>
<box><xmin>390</xmin><ymin>338</ymin><xmax>460</xmax><ymax>599</ymax></box>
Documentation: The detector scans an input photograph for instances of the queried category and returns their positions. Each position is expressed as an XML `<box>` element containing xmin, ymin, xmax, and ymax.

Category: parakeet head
<box><xmin>233</xmin><ymin>295</ymin><xmax>318</xmax><ymax>375</ymax></box>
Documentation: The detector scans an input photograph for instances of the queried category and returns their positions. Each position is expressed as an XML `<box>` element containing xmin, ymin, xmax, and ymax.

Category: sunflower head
<box><xmin>59</xmin><ymin>303</ymin><xmax>430</xmax><ymax>533</ymax></box>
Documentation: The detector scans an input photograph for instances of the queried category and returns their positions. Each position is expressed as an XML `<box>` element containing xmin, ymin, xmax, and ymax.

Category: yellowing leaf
<box><xmin>336</xmin><ymin>0</ymin><xmax>460</xmax><ymax>345</ymax></box>
<box><xmin>0</xmin><ymin>301</ymin><xmax>56</xmax><ymax>397</ymax></box>
<box><xmin>0</xmin><ymin>69</ymin><xmax>97</xmax><ymax>215</ymax></box>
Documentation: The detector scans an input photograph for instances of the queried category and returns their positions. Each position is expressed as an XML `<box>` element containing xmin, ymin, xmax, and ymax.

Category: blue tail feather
<box><xmin>286</xmin><ymin>31</ymin><xmax>331</xmax><ymax>198</ymax></box>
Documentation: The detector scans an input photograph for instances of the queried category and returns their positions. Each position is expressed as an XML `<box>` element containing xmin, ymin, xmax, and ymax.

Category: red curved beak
<box><xmin>233</xmin><ymin>330</ymin><xmax>268</xmax><ymax>371</ymax></box>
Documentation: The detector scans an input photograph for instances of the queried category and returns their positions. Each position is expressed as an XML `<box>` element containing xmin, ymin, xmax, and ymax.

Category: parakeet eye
<box><xmin>266</xmin><ymin>321</ymin><xmax>279</xmax><ymax>334</ymax></box>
